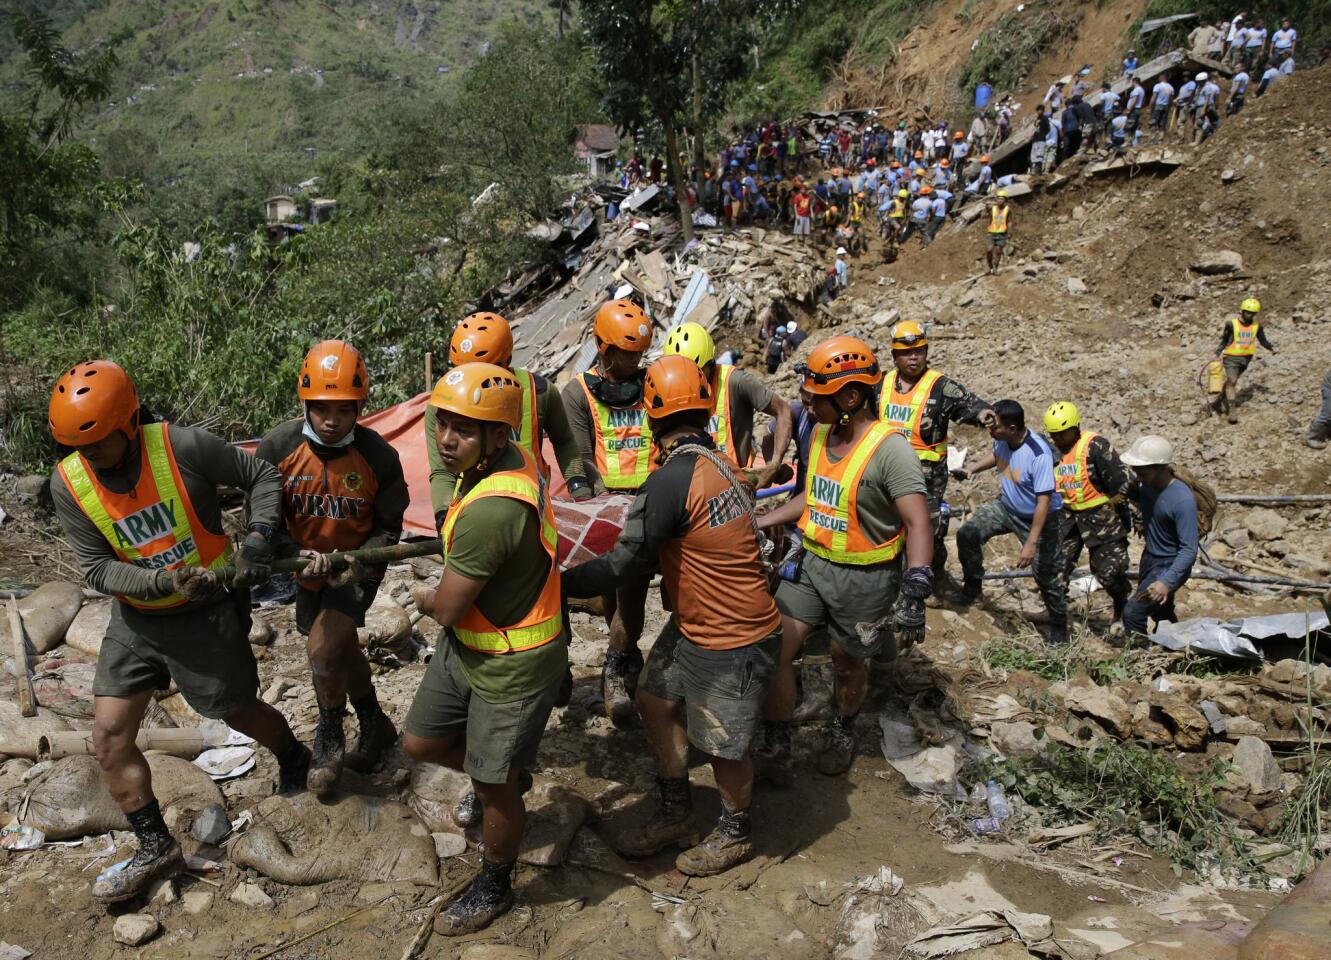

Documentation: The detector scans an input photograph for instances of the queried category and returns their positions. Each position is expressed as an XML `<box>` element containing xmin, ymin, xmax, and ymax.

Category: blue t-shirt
<box><xmin>1139</xmin><ymin>479</ymin><xmax>1198</xmax><ymax>588</ymax></box>
<box><xmin>993</xmin><ymin>431</ymin><xmax>1061</xmax><ymax>518</ymax></box>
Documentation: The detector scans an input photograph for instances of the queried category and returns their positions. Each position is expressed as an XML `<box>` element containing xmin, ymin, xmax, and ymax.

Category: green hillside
<box><xmin>0</xmin><ymin>0</ymin><xmax>553</xmax><ymax>230</ymax></box>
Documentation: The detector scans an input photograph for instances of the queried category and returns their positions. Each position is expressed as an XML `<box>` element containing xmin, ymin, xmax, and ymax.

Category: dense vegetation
<box><xmin>0</xmin><ymin>10</ymin><xmax>601</xmax><ymax>467</ymax></box>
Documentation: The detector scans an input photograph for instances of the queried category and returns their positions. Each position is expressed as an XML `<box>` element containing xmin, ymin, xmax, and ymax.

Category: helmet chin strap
<box><xmin>831</xmin><ymin>390</ymin><xmax>868</xmax><ymax>427</ymax></box>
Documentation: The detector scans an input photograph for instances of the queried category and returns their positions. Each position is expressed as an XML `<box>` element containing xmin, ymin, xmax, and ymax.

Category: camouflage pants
<box><xmin>956</xmin><ymin>500</ymin><xmax>1067</xmax><ymax>624</ymax></box>
<box><xmin>1059</xmin><ymin>504</ymin><xmax>1131</xmax><ymax>607</ymax></box>
<box><xmin>923</xmin><ymin>459</ymin><xmax>951</xmax><ymax>578</ymax></box>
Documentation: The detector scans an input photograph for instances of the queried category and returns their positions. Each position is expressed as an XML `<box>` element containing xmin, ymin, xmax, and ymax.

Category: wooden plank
<box><xmin>6</xmin><ymin>599</ymin><xmax>36</xmax><ymax>717</ymax></box>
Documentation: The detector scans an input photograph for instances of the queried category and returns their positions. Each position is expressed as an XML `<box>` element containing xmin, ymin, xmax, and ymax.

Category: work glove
<box><xmin>893</xmin><ymin>565</ymin><xmax>935</xmax><ymax>650</ymax></box>
<box><xmin>168</xmin><ymin>566</ymin><xmax>223</xmax><ymax>601</ymax></box>
<box><xmin>233</xmin><ymin>533</ymin><xmax>274</xmax><ymax>588</ymax></box>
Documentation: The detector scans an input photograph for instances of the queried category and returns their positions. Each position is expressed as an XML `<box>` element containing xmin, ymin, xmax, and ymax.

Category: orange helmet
<box><xmin>643</xmin><ymin>355</ymin><xmax>713</xmax><ymax>420</ymax></box>
<box><xmin>797</xmin><ymin>336</ymin><xmax>882</xmax><ymax>396</ymax></box>
<box><xmin>428</xmin><ymin>362</ymin><xmax>521</xmax><ymax>430</ymax></box>
<box><xmin>920</xmin><ymin>185</ymin><xmax>934</xmax><ymax>195</ymax></box>
<box><xmin>953</xmin><ymin>130</ymin><xmax>965</xmax><ymax>140</ymax></box>
<box><xmin>940</xmin><ymin>158</ymin><xmax>950</xmax><ymax>168</ymax></box>
<box><xmin>450</xmin><ymin>312</ymin><xmax>513</xmax><ymax>367</ymax></box>
<box><xmin>299</xmin><ymin>340</ymin><xmax>368</xmax><ymax>402</ymax></box>
<box><xmin>980</xmin><ymin>154</ymin><xmax>991</xmax><ymax>163</ymax></box>
<box><xmin>48</xmin><ymin>360</ymin><xmax>139</xmax><ymax>446</ymax></box>
<box><xmin>594</xmin><ymin>300</ymin><xmax>653</xmax><ymax>353</ymax></box>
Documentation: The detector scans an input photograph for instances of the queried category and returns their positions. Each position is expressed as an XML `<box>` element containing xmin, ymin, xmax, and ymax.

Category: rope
<box><xmin>664</xmin><ymin>441</ymin><xmax>769</xmax><ymax>564</ymax></box>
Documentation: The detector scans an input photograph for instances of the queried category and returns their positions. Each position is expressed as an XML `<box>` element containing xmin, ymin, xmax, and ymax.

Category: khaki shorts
<box><xmin>295</xmin><ymin>581</ymin><xmax>379</xmax><ymax>635</ymax></box>
<box><xmin>639</xmin><ymin>619</ymin><xmax>780</xmax><ymax>761</ymax></box>
<box><xmin>776</xmin><ymin>552</ymin><xmax>901</xmax><ymax>659</ymax></box>
<box><xmin>403</xmin><ymin>640</ymin><xmax>560</xmax><ymax>784</ymax></box>
<box><xmin>1222</xmin><ymin>354</ymin><xmax>1252</xmax><ymax>379</ymax></box>
<box><xmin>94</xmin><ymin>592</ymin><xmax>259</xmax><ymax>720</ymax></box>
<box><xmin>987</xmin><ymin>233</ymin><xmax>1008</xmax><ymax>247</ymax></box>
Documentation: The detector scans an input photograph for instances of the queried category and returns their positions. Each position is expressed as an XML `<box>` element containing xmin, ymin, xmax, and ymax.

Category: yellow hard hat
<box><xmin>1240</xmin><ymin>297</ymin><xmax>1261</xmax><ymax>314</ymax></box>
<box><xmin>996</xmin><ymin>189</ymin><xmax>1009</xmax><ymax>198</ymax></box>
<box><xmin>1043</xmin><ymin>401</ymin><xmax>1081</xmax><ymax>434</ymax></box>
<box><xmin>890</xmin><ymin>320</ymin><xmax>928</xmax><ymax>350</ymax></box>
<box><xmin>428</xmin><ymin>362</ymin><xmax>522</xmax><ymax>430</ymax></box>
<box><xmin>663</xmin><ymin>321</ymin><xmax>716</xmax><ymax>367</ymax></box>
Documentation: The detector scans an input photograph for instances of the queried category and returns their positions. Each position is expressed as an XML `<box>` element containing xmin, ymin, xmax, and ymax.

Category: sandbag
<box><xmin>408</xmin><ymin>763</ymin><xmax>589</xmax><ymax>866</ymax></box>
<box><xmin>24</xmin><ymin>659</ymin><xmax>175</xmax><ymax>727</ymax></box>
<box><xmin>0</xmin><ymin>699</ymin><xmax>71</xmax><ymax>758</ymax></box>
<box><xmin>14</xmin><ymin>753</ymin><xmax>223</xmax><ymax>840</ymax></box>
<box><xmin>230</xmin><ymin>792</ymin><xmax>437</xmax><ymax>886</ymax></box>
<box><xmin>14</xmin><ymin>582</ymin><xmax>83</xmax><ymax>654</ymax></box>
<box><xmin>65</xmin><ymin>601</ymin><xmax>111</xmax><ymax>658</ymax></box>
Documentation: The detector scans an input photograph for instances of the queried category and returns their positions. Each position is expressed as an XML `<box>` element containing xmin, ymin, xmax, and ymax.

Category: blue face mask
<box><xmin>303</xmin><ymin>416</ymin><xmax>355</xmax><ymax>448</ymax></box>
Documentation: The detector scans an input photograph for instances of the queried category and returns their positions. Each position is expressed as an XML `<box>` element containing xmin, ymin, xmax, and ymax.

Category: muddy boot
<box><xmin>277</xmin><ymin>740</ymin><xmax>312</xmax><ymax>795</ymax></box>
<box><xmin>1047</xmin><ymin>621</ymin><xmax>1069</xmax><ymax>647</ymax></box>
<box><xmin>816</xmin><ymin>714</ymin><xmax>856</xmax><ymax>777</ymax></box>
<box><xmin>93</xmin><ymin>801</ymin><xmax>183</xmax><ymax>903</ymax></box>
<box><xmin>307</xmin><ymin>707</ymin><xmax>346</xmax><ymax>797</ymax></box>
<box><xmin>943</xmin><ymin>580</ymin><xmax>982</xmax><ymax>607</ymax></box>
<box><xmin>602</xmin><ymin>649</ymin><xmax>636</xmax><ymax>729</ymax></box>
<box><xmin>754</xmin><ymin>719</ymin><xmax>793</xmax><ymax>787</ymax></box>
<box><xmin>344</xmin><ymin>695</ymin><xmax>397</xmax><ymax>774</ymax></box>
<box><xmin>434</xmin><ymin>858</ymin><xmax>515</xmax><ymax>937</ymax></box>
<box><xmin>677</xmin><ymin>803</ymin><xmax>754</xmax><ymax>876</ymax></box>
<box><xmin>611</xmin><ymin>777</ymin><xmax>700</xmax><ymax>858</ymax></box>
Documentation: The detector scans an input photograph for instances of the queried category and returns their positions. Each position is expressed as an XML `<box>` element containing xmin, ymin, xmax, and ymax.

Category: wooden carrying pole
<box><xmin>6</xmin><ymin>599</ymin><xmax>36</xmax><ymax>717</ymax></box>
<box><xmin>424</xmin><ymin>351</ymin><xmax>434</xmax><ymax>393</ymax></box>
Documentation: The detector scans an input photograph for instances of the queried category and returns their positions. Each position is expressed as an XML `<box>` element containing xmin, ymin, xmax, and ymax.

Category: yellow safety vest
<box><xmin>576</xmin><ymin>372</ymin><xmax>655</xmax><ymax>490</ymax></box>
<box><xmin>889</xmin><ymin>199</ymin><xmax>907</xmax><ymax>219</ymax></box>
<box><xmin>798</xmin><ymin>421</ymin><xmax>905</xmax><ymax>566</ymax></box>
<box><xmin>511</xmin><ymin>367</ymin><xmax>540</xmax><ymax>462</ymax></box>
<box><xmin>1053</xmin><ymin>432</ymin><xmax>1110</xmax><ymax>511</ymax></box>
<box><xmin>878</xmin><ymin>369</ymin><xmax>947</xmax><ymax>461</ymax></box>
<box><xmin>1223</xmin><ymin>317</ymin><xmax>1259</xmax><ymax>357</ymax></box>
<box><xmin>989</xmin><ymin>205</ymin><xmax>1010</xmax><ymax>234</ymax></box>
<box><xmin>443</xmin><ymin>446</ymin><xmax>563</xmax><ymax>654</ymax></box>
<box><xmin>707</xmin><ymin>364</ymin><xmax>740</xmax><ymax>465</ymax></box>
<box><xmin>57</xmin><ymin>423</ymin><xmax>233</xmax><ymax>610</ymax></box>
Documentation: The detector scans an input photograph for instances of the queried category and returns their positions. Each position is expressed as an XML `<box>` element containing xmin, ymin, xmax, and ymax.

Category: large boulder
<box><xmin>1191</xmin><ymin>250</ymin><xmax>1243</xmax><ymax>275</ymax></box>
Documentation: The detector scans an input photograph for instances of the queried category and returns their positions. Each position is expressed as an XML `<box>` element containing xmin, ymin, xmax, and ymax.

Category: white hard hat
<box><xmin>836</xmin><ymin>246</ymin><xmax>847</xmax><ymax>255</ymax></box>
<box><xmin>787</xmin><ymin>320</ymin><xmax>798</xmax><ymax>330</ymax></box>
<box><xmin>1196</xmin><ymin>72</ymin><xmax>1209</xmax><ymax>81</ymax></box>
<box><xmin>1121</xmin><ymin>435</ymin><xmax>1174</xmax><ymax>467</ymax></box>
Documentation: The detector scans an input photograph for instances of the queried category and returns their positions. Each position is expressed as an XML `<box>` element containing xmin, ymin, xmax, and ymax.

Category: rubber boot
<box><xmin>754</xmin><ymin>719</ymin><xmax>793</xmax><ymax>788</ymax></box>
<box><xmin>602</xmin><ymin>648</ymin><xmax>636</xmax><ymax>729</ymax></box>
<box><xmin>677</xmin><ymin>803</ymin><xmax>754</xmax><ymax>876</ymax></box>
<box><xmin>93</xmin><ymin>801</ymin><xmax>183</xmax><ymax>903</ymax></box>
<box><xmin>344</xmin><ymin>704</ymin><xmax>397</xmax><ymax>774</ymax></box>
<box><xmin>276</xmin><ymin>740</ymin><xmax>312</xmax><ymax>795</ymax></box>
<box><xmin>611</xmin><ymin>777</ymin><xmax>700</xmax><ymax>858</ymax></box>
<box><xmin>307</xmin><ymin>707</ymin><xmax>346</xmax><ymax>797</ymax></box>
<box><xmin>816</xmin><ymin>714</ymin><xmax>857</xmax><ymax>776</ymax></box>
<box><xmin>943</xmin><ymin>580</ymin><xmax>982</xmax><ymax>607</ymax></box>
<box><xmin>434</xmin><ymin>858</ymin><xmax>515</xmax><ymax>937</ymax></box>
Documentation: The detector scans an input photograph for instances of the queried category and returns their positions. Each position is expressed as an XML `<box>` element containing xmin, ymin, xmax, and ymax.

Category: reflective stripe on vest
<box><xmin>57</xmin><ymin>422</ymin><xmax>233</xmax><ymax>610</ymax></box>
<box><xmin>708</xmin><ymin>364</ymin><xmax>739</xmax><ymax>465</ymax></box>
<box><xmin>877</xmin><ymin>369</ymin><xmax>947</xmax><ymax>461</ymax></box>
<box><xmin>443</xmin><ymin>445</ymin><xmax>563</xmax><ymax>654</ymax></box>
<box><xmin>1054</xmin><ymin>432</ymin><xmax>1109</xmax><ymax>511</ymax></box>
<box><xmin>577</xmin><ymin>372</ymin><xmax>654</xmax><ymax>490</ymax></box>
<box><xmin>1224</xmin><ymin>317</ymin><xmax>1259</xmax><ymax>357</ymax></box>
<box><xmin>511</xmin><ymin>367</ymin><xmax>542</xmax><ymax>466</ymax></box>
<box><xmin>798</xmin><ymin>421</ymin><xmax>905</xmax><ymax>566</ymax></box>
<box><xmin>989</xmin><ymin>205</ymin><xmax>1009</xmax><ymax>233</ymax></box>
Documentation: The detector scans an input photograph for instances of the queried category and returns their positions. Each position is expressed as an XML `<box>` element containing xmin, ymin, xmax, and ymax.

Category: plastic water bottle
<box><xmin>986</xmin><ymin>780</ymin><xmax>1010</xmax><ymax>821</ymax></box>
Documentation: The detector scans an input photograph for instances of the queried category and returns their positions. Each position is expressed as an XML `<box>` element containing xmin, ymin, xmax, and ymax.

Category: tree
<box><xmin>0</xmin><ymin>7</ymin><xmax>119</xmax><ymax>313</ymax></box>
<box><xmin>580</xmin><ymin>1</ymin><xmax>776</xmax><ymax>240</ymax></box>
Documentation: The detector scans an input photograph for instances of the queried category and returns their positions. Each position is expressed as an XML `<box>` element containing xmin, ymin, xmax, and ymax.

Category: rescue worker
<box><xmin>1042</xmin><ymin>402</ymin><xmax>1133</xmax><ymax>637</ymax></box>
<box><xmin>427</xmin><ymin>311</ymin><xmax>592</xmax><ymax>526</ymax></box>
<box><xmin>1215</xmin><ymin>297</ymin><xmax>1275</xmax><ymax>424</ymax></box>
<box><xmin>662</xmin><ymin>321</ymin><xmax>794</xmax><ymax>473</ymax></box>
<box><xmin>985</xmin><ymin>190</ymin><xmax>1012</xmax><ymax>274</ymax></box>
<box><xmin>903</xmin><ymin>185</ymin><xmax>932</xmax><ymax>245</ymax></box>
<box><xmin>255</xmin><ymin>340</ymin><xmax>407</xmax><ymax>795</ymax></box>
<box><xmin>48</xmin><ymin>361</ymin><xmax>308</xmax><ymax>902</ymax></box>
<box><xmin>877</xmin><ymin>321</ymin><xmax>996</xmax><ymax>583</ymax></box>
<box><xmin>561</xmin><ymin>300</ymin><xmax>656</xmax><ymax>726</ymax></box>
<box><xmin>562</xmin><ymin>356</ymin><xmax>783</xmax><ymax>875</ymax></box>
<box><xmin>405</xmin><ymin>363</ymin><xmax>567</xmax><ymax>936</ymax></box>
<box><xmin>756</xmin><ymin>337</ymin><xmax>934</xmax><ymax>776</ymax></box>
<box><xmin>948</xmin><ymin>400</ymin><xmax>1068</xmax><ymax>645</ymax></box>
